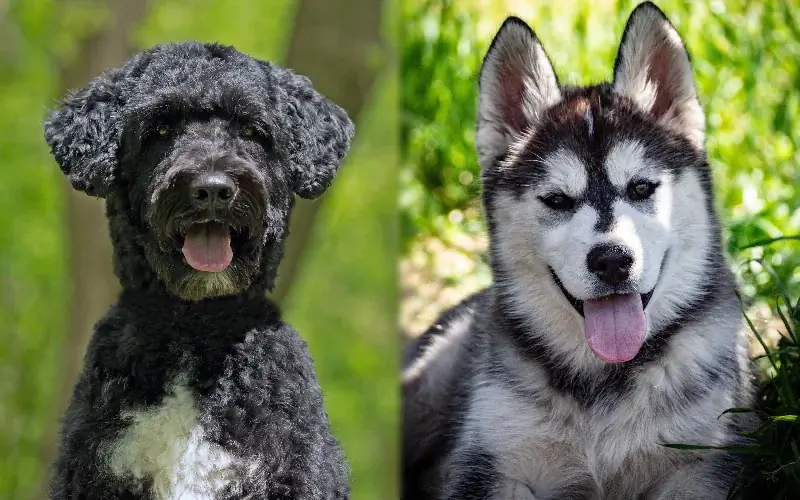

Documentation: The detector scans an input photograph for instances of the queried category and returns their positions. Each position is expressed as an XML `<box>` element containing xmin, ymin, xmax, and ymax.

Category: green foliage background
<box><xmin>401</xmin><ymin>0</ymin><xmax>799</xmax><ymax>303</ymax></box>
<box><xmin>0</xmin><ymin>1</ymin><xmax>397</xmax><ymax>499</ymax></box>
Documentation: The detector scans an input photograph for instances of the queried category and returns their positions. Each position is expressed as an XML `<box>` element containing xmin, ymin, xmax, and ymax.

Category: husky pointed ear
<box><xmin>267</xmin><ymin>63</ymin><xmax>355</xmax><ymax>200</ymax></box>
<box><xmin>44</xmin><ymin>68</ymin><xmax>129</xmax><ymax>198</ymax></box>
<box><xmin>613</xmin><ymin>2</ymin><xmax>704</xmax><ymax>147</ymax></box>
<box><xmin>476</xmin><ymin>17</ymin><xmax>561</xmax><ymax>170</ymax></box>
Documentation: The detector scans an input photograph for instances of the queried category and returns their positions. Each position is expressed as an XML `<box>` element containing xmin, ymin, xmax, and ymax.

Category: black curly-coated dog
<box><xmin>44</xmin><ymin>41</ymin><xmax>354</xmax><ymax>499</ymax></box>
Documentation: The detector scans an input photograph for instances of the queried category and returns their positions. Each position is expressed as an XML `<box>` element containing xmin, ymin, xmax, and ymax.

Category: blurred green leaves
<box><xmin>0</xmin><ymin>1</ymin><xmax>396</xmax><ymax>499</ymax></box>
<box><xmin>0</xmin><ymin>2</ymin><xmax>70</xmax><ymax>497</ymax></box>
<box><xmin>286</xmin><ymin>69</ymin><xmax>398</xmax><ymax>497</ymax></box>
<box><xmin>401</xmin><ymin>0</ymin><xmax>483</xmax><ymax>251</ymax></box>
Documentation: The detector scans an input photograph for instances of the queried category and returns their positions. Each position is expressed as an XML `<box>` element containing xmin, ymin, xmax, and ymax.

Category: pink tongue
<box><xmin>181</xmin><ymin>222</ymin><xmax>233</xmax><ymax>272</ymax></box>
<box><xmin>583</xmin><ymin>293</ymin><xmax>646</xmax><ymax>363</ymax></box>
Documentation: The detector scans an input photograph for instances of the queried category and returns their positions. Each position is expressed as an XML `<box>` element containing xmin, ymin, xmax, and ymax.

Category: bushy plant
<box><xmin>735</xmin><ymin>286</ymin><xmax>800</xmax><ymax>498</ymax></box>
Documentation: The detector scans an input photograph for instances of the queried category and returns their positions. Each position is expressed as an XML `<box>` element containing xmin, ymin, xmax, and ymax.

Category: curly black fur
<box><xmin>44</xmin><ymin>41</ymin><xmax>354</xmax><ymax>499</ymax></box>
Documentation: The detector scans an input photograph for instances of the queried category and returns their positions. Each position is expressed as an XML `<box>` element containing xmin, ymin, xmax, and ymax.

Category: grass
<box><xmin>735</xmin><ymin>299</ymin><xmax>799</xmax><ymax>498</ymax></box>
<box><xmin>663</xmin><ymin>240</ymin><xmax>800</xmax><ymax>499</ymax></box>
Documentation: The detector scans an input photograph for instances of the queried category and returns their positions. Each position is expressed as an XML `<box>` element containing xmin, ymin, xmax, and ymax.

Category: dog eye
<box><xmin>155</xmin><ymin>124</ymin><xmax>171</xmax><ymax>137</ymax></box>
<box><xmin>627</xmin><ymin>180</ymin><xmax>658</xmax><ymax>201</ymax></box>
<box><xmin>540</xmin><ymin>193</ymin><xmax>576</xmax><ymax>211</ymax></box>
<box><xmin>241</xmin><ymin>125</ymin><xmax>256</xmax><ymax>138</ymax></box>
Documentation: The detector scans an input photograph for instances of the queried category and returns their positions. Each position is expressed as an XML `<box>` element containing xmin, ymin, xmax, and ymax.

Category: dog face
<box><xmin>45</xmin><ymin>42</ymin><xmax>353</xmax><ymax>301</ymax></box>
<box><xmin>478</xmin><ymin>3</ymin><xmax>714</xmax><ymax>363</ymax></box>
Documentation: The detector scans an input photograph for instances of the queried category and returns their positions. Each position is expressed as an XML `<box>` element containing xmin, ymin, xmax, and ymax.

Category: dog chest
<box><xmin>467</xmin><ymin>382</ymin><xmax>675</xmax><ymax>495</ymax></box>
<box><xmin>104</xmin><ymin>380</ymin><xmax>241</xmax><ymax>500</ymax></box>
<box><xmin>467</xmin><ymin>373</ymin><xmax>735</xmax><ymax>497</ymax></box>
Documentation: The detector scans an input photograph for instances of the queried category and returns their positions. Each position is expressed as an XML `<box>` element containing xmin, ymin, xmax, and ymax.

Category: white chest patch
<box><xmin>105</xmin><ymin>379</ymin><xmax>240</xmax><ymax>500</ymax></box>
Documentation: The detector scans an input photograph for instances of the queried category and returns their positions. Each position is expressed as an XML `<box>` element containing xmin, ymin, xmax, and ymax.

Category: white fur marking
<box><xmin>604</xmin><ymin>141</ymin><xmax>651</xmax><ymax>188</ymax></box>
<box><xmin>606</xmin><ymin>212</ymin><xmax>645</xmax><ymax>282</ymax></box>
<box><xmin>542</xmin><ymin>149</ymin><xmax>588</xmax><ymax>198</ymax></box>
<box><xmin>106</xmin><ymin>379</ymin><xmax>239</xmax><ymax>499</ymax></box>
<box><xmin>403</xmin><ymin>314</ymin><xmax>472</xmax><ymax>384</ymax></box>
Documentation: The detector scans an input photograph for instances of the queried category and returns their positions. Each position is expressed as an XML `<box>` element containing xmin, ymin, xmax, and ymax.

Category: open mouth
<box><xmin>176</xmin><ymin>221</ymin><xmax>248</xmax><ymax>273</ymax></box>
<box><xmin>548</xmin><ymin>268</ymin><xmax>654</xmax><ymax>316</ymax></box>
<box><xmin>548</xmin><ymin>267</ymin><xmax>656</xmax><ymax>364</ymax></box>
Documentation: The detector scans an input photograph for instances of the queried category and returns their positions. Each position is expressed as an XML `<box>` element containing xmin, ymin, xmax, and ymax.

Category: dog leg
<box><xmin>495</xmin><ymin>480</ymin><xmax>540</xmax><ymax>499</ymax></box>
<box><xmin>441</xmin><ymin>445</ymin><xmax>499</xmax><ymax>500</ymax></box>
<box><xmin>441</xmin><ymin>444</ymin><xmax>543</xmax><ymax>500</ymax></box>
<box><xmin>444</xmin><ymin>476</ymin><xmax>540</xmax><ymax>500</ymax></box>
<box><xmin>648</xmin><ymin>453</ymin><xmax>741</xmax><ymax>500</ymax></box>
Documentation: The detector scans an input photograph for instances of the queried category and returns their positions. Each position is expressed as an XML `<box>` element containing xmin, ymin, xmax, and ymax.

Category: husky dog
<box><xmin>403</xmin><ymin>3</ymin><xmax>755</xmax><ymax>499</ymax></box>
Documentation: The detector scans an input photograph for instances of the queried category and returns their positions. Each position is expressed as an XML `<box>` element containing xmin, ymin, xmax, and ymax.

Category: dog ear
<box><xmin>476</xmin><ymin>16</ymin><xmax>561</xmax><ymax>170</ymax></box>
<box><xmin>267</xmin><ymin>63</ymin><xmax>355</xmax><ymax>200</ymax></box>
<box><xmin>43</xmin><ymin>64</ymin><xmax>133</xmax><ymax>198</ymax></box>
<box><xmin>613</xmin><ymin>2</ymin><xmax>704</xmax><ymax>148</ymax></box>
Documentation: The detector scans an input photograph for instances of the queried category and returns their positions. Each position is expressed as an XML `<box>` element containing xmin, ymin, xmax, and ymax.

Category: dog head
<box><xmin>45</xmin><ymin>42</ymin><xmax>354</xmax><ymax>301</ymax></box>
<box><xmin>478</xmin><ymin>3</ymin><xmax>718</xmax><ymax>363</ymax></box>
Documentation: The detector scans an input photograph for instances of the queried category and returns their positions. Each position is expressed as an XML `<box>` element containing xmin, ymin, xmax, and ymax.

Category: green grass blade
<box><xmin>775</xmin><ymin>300</ymin><xmax>797</xmax><ymax>344</ymax></box>
<box><xmin>735</xmin><ymin>235</ymin><xmax>800</xmax><ymax>251</ymax></box>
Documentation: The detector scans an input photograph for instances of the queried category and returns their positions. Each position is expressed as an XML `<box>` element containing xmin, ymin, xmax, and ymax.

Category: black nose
<box><xmin>587</xmin><ymin>244</ymin><xmax>634</xmax><ymax>287</ymax></box>
<box><xmin>190</xmin><ymin>172</ymin><xmax>237</xmax><ymax>209</ymax></box>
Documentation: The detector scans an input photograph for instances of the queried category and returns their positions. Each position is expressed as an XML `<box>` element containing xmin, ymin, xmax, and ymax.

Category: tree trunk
<box><xmin>271</xmin><ymin>0</ymin><xmax>385</xmax><ymax>303</ymax></box>
<box><xmin>43</xmin><ymin>0</ymin><xmax>149</xmax><ymax>480</ymax></box>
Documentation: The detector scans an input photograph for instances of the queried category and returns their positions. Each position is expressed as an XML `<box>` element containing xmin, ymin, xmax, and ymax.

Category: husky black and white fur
<box><xmin>403</xmin><ymin>3</ymin><xmax>755</xmax><ymax>499</ymax></box>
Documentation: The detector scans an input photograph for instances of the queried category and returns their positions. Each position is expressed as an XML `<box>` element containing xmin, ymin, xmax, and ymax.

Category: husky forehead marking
<box><xmin>537</xmin><ymin>148</ymin><xmax>588</xmax><ymax>198</ymax></box>
<box><xmin>604</xmin><ymin>141</ymin><xmax>656</xmax><ymax>190</ymax></box>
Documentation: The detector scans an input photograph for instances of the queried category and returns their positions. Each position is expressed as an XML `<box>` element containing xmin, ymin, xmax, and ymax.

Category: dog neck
<box><xmin>117</xmin><ymin>287</ymin><xmax>280</xmax><ymax>322</ymax></box>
